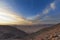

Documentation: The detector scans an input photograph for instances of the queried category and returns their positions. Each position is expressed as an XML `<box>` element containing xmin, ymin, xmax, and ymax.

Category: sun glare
<box><xmin>0</xmin><ymin>10</ymin><xmax>25</xmax><ymax>25</ymax></box>
<box><xmin>0</xmin><ymin>12</ymin><xmax>16</xmax><ymax>24</ymax></box>
<box><xmin>0</xmin><ymin>1</ymin><xmax>32</xmax><ymax>25</ymax></box>
<box><xmin>0</xmin><ymin>6</ymin><xmax>33</xmax><ymax>25</ymax></box>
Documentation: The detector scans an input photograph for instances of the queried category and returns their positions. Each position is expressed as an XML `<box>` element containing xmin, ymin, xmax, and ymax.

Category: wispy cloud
<box><xmin>27</xmin><ymin>1</ymin><xmax>56</xmax><ymax>19</ymax></box>
<box><xmin>43</xmin><ymin>2</ymin><xmax>55</xmax><ymax>14</ymax></box>
<box><xmin>43</xmin><ymin>8</ymin><xmax>50</xmax><ymax>14</ymax></box>
<box><xmin>50</xmin><ymin>2</ymin><xmax>55</xmax><ymax>10</ymax></box>
<box><xmin>27</xmin><ymin>0</ymin><xmax>60</xmax><ymax>24</ymax></box>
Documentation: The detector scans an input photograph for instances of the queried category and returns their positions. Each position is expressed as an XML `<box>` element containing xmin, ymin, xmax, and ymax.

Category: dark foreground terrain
<box><xmin>0</xmin><ymin>25</ymin><xmax>28</xmax><ymax>39</ymax></box>
<box><xmin>0</xmin><ymin>24</ymin><xmax>60</xmax><ymax>40</ymax></box>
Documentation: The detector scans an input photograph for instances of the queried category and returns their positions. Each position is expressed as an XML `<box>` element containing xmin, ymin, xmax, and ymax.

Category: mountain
<box><xmin>0</xmin><ymin>25</ymin><xmax>28</xmax><ymax>39</ymax></box>
<box><xmin>0</xmin><ymin>24</ymin><xmax>56</xmax><ymax>40</ymax></box>
<box><xmin>12</xmin><ymin>24</ymin><xmax>53</xmax><ymax>33</ymax></box>
<box><xmin>26</xmin><ymin>23</ymin><xmax>60</xmax><ymax>40</ymax></box>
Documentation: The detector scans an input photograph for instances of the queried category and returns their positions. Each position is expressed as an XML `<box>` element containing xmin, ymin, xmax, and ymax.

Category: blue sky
<box><xmin>3</xmin><ymin>0</ymin><xmax>54</xmax><ymax>17</ymax></box>
<box><xmin>0</xmin><ymin>0</ymin><xmax>60</xmax><ymax>24</ymax></box>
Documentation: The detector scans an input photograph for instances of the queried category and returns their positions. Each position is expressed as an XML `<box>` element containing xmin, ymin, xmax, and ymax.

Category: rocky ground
<box><xmin>29</xmin><ymin>23</ymin><xmax>60</xmax><ymax>40</ymax></box>
<box><xmin>0</xmin><ymin>23</ymin><xmax>60</xmax><ymax>40</ymax></box>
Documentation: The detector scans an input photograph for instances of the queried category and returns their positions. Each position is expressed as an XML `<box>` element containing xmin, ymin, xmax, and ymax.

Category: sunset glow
<box><xmin>0</xmin><ymin>9</ymin><xmax>31</xmax><ymax>25</ymax></box>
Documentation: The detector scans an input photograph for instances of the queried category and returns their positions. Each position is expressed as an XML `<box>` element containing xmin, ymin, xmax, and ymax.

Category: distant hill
<box><xmin>0</xmin><ymin>24</ymin><xmax>57</xmax><ymax>40</ymax></box>
<box><xmin>0</xmin><ymin>25</ymin><xmax>28</xmax><ymax>39</ymax></box>
<box><xmin>12</xmin><ymin>24</ymin><xmax>54</xmax><ymax>33</ymax></box>
<box><xmin>27</xmin><ymin>23</ymin><xmax>60</xmax><ymax>40</ymax></box>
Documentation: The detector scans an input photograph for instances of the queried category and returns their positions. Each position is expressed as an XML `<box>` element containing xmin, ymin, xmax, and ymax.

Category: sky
<box><xmin>0</xmin><ymin>0</ymin><xmax>60</xmax><ymax>24</ymax></box>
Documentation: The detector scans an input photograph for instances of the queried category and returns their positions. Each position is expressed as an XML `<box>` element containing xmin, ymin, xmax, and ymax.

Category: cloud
<box><xmin>43</xmin><ymin>8</ymin><xmax>50</xmax><ymax>14</ymax></box>
<box><xmin>43</xmin><ymin>2</ymin><xmax>56</xmax><ymax>14</ymax></box>
<box><xmin>50</xmin><ymin>2</ymin><xmax>55</xmax><ymax>10</ymax></box>
<box><xmin>31</xmin><ymin>2</ymin><xmax>56</xmax><ymax>21</ymax></box>
<box><xmin>27</xmin><ymin>0</ymin><xmax>60</xmax><ymax>24</ymax></box>
<box><xmin>26</xmin><ymin>0</ymin><xmax>60</xmax><ymax>24</ymax></box>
